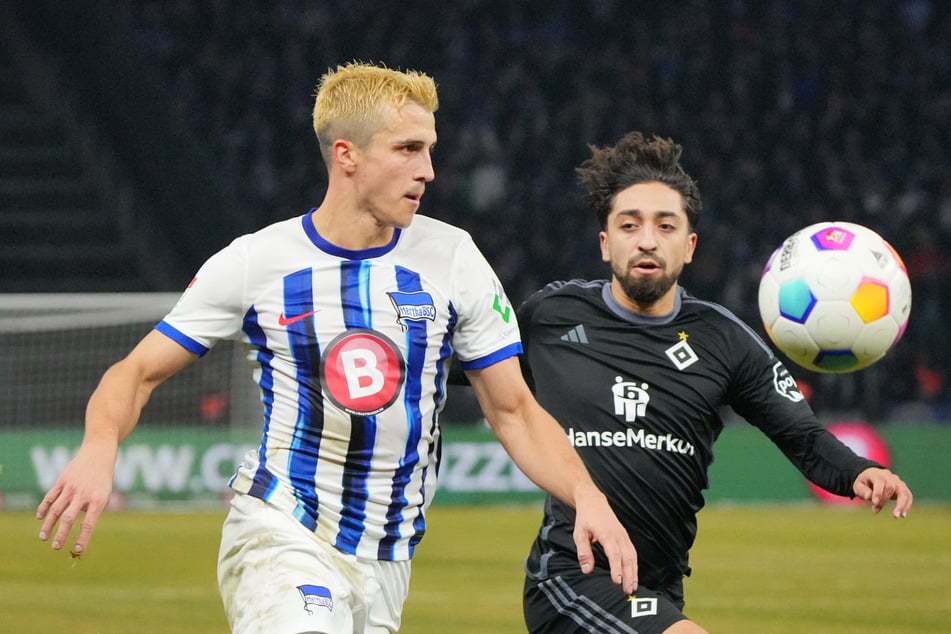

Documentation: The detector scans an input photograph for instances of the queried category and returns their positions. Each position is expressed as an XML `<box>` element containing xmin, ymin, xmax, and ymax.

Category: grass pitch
<box><xmin>4</xmin><ymin>503</ymin><xmax>949</xmax><ymax>632</ymax></box>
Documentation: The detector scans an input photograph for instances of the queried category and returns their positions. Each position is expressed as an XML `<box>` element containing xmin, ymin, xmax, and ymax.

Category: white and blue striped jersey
<box><xmin>156</xmin><ymin>213</ymin><xmax>522</xmax><ymax>561</ymax></box>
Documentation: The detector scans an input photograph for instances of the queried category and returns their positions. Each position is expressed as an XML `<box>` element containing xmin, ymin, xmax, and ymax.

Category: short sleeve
<box><xmin>447</xmin><ymin>235</ymin><xmax>523</xmax><ymax>369</ymax></box>
<box><xmin>156</xmin><ymin>235</ymin><xmax>250</xmax><ymax>353</ymax></box>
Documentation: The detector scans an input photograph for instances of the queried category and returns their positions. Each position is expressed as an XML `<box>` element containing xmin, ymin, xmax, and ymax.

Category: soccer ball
<box><xmin>757</xmin><ymin>221</ymin><xmax>911</xmax><ymax>374</ymax></box>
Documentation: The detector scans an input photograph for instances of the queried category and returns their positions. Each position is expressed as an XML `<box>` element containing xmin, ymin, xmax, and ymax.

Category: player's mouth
<box><xmin>631</xmin><ymin>257</ymin><xmax>663</xmax><ymax>274</ymax></box>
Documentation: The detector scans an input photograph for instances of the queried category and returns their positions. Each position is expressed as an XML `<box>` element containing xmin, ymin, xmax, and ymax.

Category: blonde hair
<box><xmin>312</xmin><ymin>61</ymin><xmax>439</xmax><ymax>165</ymax></box>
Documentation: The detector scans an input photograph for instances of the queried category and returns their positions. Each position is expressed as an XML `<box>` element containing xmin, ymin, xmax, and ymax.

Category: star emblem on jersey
<box><xmin>665</xmin><ymin>335</ymin><xmax>698</xmax><ymax>370</ymax></box>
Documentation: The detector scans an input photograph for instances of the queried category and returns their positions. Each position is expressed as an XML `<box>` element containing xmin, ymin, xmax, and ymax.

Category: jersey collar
<box><xmin>600</xmin><ymin>282</ymin><xmax>683</xmax><ymax>325</ymax></box>
<box><xmin>301</xmin><ymin>212</ymin><xmax>401</xmax><ymax>260</ymax></box>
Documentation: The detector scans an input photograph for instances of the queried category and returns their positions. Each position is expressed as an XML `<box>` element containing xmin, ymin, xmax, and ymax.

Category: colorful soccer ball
<box><xmin>757</xmin><ymin>221</ymin><xmax>911</xmax><ymax>374</ymax></box>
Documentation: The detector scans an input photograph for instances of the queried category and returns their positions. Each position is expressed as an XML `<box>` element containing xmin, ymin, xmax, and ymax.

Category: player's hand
<box><xmin>36</xmin><ymin>441</ymin><xmax>117</xmax><ymax>554</ymax></box>
<box><xmin>572</xmin><ymin>489</ymin><xmax>638</xmax><ymax>594</ymax></box>
<box><xmin>852</xmin><ymin>467</ymin><xmax>913</xmax><ymax>518</ymax></box>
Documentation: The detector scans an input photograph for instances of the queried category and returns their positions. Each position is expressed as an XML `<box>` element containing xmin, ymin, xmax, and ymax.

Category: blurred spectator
<box><xmin>117</xmin><ymin>0</ymin><xmax>949</xmax><ymax>422</ymax></box>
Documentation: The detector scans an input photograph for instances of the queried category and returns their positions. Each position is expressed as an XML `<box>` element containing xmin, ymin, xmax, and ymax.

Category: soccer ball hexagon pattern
<box><xmin>758</xmin><ymin>221</ymin><xmax>911</xmax><ymax>374</ymax></box>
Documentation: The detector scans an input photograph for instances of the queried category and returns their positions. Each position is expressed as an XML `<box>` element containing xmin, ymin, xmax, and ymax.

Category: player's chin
<box><xmin>393</xmin><ymin>214</ymin><xmax>416</xmax><ymax>229</ymax></box>
<box><xmin>395</xmin><ymin>198</ymin><xmax>421</xmax><ymax>225</ymax></box>
<box><xmin>378</xmin><ymin>207</ymin><xmax>416</xmax><ymax>230</ymax></box>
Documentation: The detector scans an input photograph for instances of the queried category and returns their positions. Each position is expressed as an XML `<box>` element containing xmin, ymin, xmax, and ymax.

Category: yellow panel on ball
<box><xmin>850</xmin><ymin>279</ymin><xmax>889</xmax><ymax>323</ymax></box>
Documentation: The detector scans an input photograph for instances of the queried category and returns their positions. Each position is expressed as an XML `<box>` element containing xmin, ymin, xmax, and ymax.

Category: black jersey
<box><xmin>520</xmin><ymin>280</ymin><xmax>879</xmax><ymax>590</ymax></box>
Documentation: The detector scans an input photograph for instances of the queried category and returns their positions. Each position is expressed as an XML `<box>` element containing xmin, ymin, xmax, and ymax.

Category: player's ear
<box><xmin>332</xmin><ymin>139</ymin><xmax>359</xmax><ymax>172</ymax></box>
<box><xmin>599</xmin><ymin>231</ymin><xmax>610</xmax><ymax>262</ymax></box>
<box><xmin>684</xmin><ymin>232</ymin><xmax>697</xmax><ymax>264</ymax></box>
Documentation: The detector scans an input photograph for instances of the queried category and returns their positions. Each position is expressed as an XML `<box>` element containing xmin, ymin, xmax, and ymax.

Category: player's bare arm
<box><xmin>852</xmin><ymin>467</ymin><xmax>913</xmax><ymax>518</ymax></box>
<box><xmin>37</xmin><ymin>330</ymin><xmax>197</xmax><ymax>554</ymax></box>
<box><xmin>466</xmin><ymin>356</ymin><xmax>638</xmax><ymax>594</ymax></box>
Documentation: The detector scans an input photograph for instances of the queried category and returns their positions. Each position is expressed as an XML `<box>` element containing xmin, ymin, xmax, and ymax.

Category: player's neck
<box><xmin>309</xmin><ymin>205</ymin><xmax>395</xmax><ymax>251</ymax></box>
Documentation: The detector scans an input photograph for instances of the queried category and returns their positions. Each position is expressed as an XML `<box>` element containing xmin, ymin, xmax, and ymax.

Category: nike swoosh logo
<box><xmin>278</xmin><ymin>309</ymin><xmax>320</xmax><ymax>326</ymax></box>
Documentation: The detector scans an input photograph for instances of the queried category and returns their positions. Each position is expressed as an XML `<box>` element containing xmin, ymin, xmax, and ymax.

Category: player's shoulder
<box><xmin>213</xmin><ymin>214</ymin><xmax>310</xmax><ymax>265</ymax></box>
<box><xmin>385</xmin><ymin>215</ymin><xmax>479</xmax><ymax>266</ymax></box>
<box><xmin>237</xmin><ymin>213</ymin><xmax>308</xmax><ymax>246</ymax></box>
<box><xmin>680</xmin><ymin>289</ymin><xmax>747</xmax><ymax>329</ymax></box>
<box><xmin>680</xmin><ymin>289</ymin><xmax>774</xmax><ymax>353</ymax></box>
<box><xmin>534</xmin><ymin>278</ymin><xmax>606</xmax><ymax>301</ymax></box>
<box><xmin>518</xmin><ymin>279</ymin><xmax>607</xmax><ymax>322</ymax></box>
<box><xmin>679</xmin><ymin>289</ymin><xmax>739</xmax><ymax>320</ymax></box>
<box><xmin>403</xmin><ymin>214</ymin><xmax>473</xmax><ymax>244</ymax></box>
<box><xmin>678</xmin><ymin>286</ymin><xmax>738</xmax><ymax>319</ymax></box>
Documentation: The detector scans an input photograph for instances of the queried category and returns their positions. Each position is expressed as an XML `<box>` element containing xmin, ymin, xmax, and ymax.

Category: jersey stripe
<box><xmin>240</xmin><ymin>307</ymin><xmax>279</xmax><ymax>500</ymax></box>
<box><xmin>336</xmin><ymin>260</ymin><xmax>375</xmax><ymax>551</ymax></box>
<box><xmin>538</xmin><ymin>577</ymin><xmax>640</xmax><ymax>634</ymax></box>
<box><xmin>407</xmin><ymin>302</ymin><xmax>458</xmax><ymax>554</ymax></box>
<box><xmin>283</xmin><ymin>269</ymin><xmax>323</xmax><ymax>530</ymax></box>
<box><xmin>377</xmin><ymin>266</ymin><xmax>427</xmax><ymax>559</ymax></box>
<box><xmin>339</xmin><ymin>412</ymin><xmax>376</xmax><ymax>551</ymax></box>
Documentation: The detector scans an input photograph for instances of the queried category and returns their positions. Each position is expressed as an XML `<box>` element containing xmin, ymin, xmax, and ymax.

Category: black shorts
<box><xmin>523</xmin><ymin>556</ymin><xmax>688</xmax><ymax>634</ymax></box>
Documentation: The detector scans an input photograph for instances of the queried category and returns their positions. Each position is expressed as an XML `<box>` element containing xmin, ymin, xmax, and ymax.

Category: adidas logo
<box><xmin>561</xmin><ymin>324</ymin><xmax>589</xmax><ymax>344</ymax></box>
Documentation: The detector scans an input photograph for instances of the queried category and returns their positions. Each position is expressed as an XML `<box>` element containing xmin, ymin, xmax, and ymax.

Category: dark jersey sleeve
<box><xmin>515</xmin><ymin>286</ymin><xmax>544</xmax><ymax>392</ymax></box>
<box><xmin>725</xmin><ymin>324</ymin><xmax>882</xmax><ymax>497</ymax></box>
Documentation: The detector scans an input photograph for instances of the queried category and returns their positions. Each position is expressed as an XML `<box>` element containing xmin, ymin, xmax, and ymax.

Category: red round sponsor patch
<box><xmin>321</xmin><ymin>329</ymin><xmax>405</xmax><ymax>416</ymax></box>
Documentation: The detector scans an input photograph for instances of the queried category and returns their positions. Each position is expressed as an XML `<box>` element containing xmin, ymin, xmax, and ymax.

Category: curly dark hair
<box><xmin>576</xmin><ymin>131</ymin><xmax>703</xmax><ymax>230</ymax></box>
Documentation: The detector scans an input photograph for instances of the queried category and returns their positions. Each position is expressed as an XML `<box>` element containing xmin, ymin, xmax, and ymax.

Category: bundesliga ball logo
<box><xmin>757</xmin><ymin>221</ymin><xmax>912</xmax><ymax>374</ymax></box>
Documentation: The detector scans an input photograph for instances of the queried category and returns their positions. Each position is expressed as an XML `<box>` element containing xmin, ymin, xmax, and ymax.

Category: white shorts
<box><xmin>217</xmin><ymin>493</ymin><xmax>411</xmax><ymax>634</ymax></box>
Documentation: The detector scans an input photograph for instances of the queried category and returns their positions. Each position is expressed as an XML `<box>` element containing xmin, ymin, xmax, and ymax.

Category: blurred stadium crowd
<box><xmin>10</xmin><ymin>1</ymin><xmax>951</xmax><ymax>423</ymax></box>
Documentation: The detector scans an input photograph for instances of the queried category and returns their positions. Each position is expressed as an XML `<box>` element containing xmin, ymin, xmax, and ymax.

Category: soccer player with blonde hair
<box><xmin>37</xmin><ymin>61</ymin><xmax>637</xmax><ymax>633</ymax></box>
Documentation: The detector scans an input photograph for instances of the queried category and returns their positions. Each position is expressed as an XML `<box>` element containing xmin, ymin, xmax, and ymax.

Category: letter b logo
<box><xmin>321</xmin><ymin>330</ymin><xmax>406</xmax><ymax>415</ymax></box>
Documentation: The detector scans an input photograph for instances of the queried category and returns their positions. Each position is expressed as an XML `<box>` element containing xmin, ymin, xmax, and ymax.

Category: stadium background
<box><xmin>1</xmin><ymin>2</ymin><xmax>949</xmax><ymax>632</ymax></box>
<box><xmin>0</xmin><ymin>1</ymin><xmax>948</xmax><ymax>492</ymax></box>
